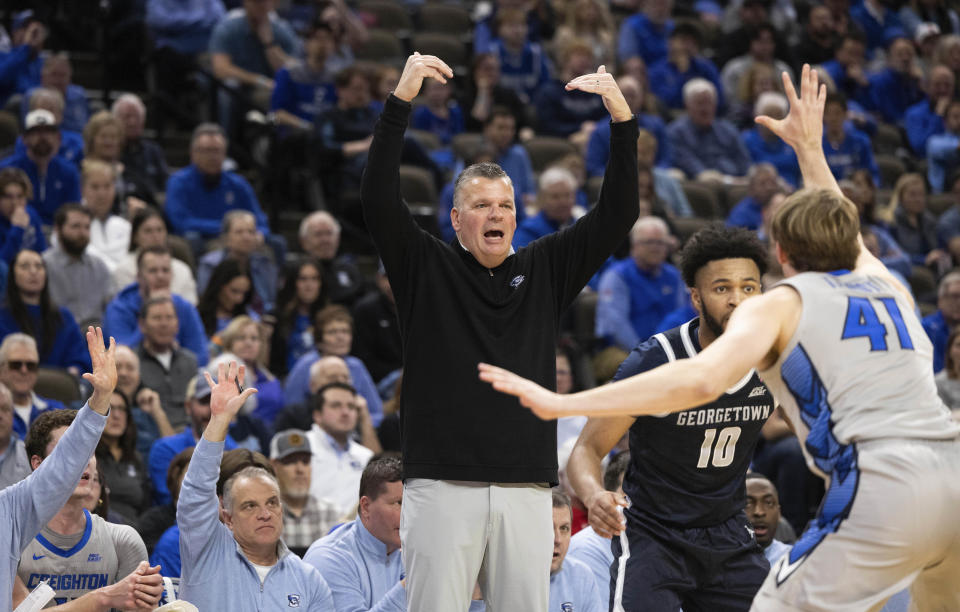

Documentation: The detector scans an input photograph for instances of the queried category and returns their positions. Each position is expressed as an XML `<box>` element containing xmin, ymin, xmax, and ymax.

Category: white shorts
<box><xmin>751</xmin><ymin>438</ymin><xmax>960</xmax><ymax>612</ymax></box>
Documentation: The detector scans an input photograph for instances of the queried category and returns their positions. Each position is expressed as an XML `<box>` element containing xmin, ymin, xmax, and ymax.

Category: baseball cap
<box><xmin>11</xmin><ymin>10</ymin><xmax>39</xmax><ymax>32</ymax></box>
<box><xmin>185</xmin><ymin>371</ymin><xmax>212</xmax><ymax>402</ymax></box>
<box><xmin>916</xmin><ymin>22</ymin><xmax>941</xmax><ymax>45</ymax></box>
<box><xmin>269</xmin><ymin>429</ymin><xmax>312</xmax><ymax>460</ymax></box>
<box><xmin>24</xmin><ymin>109</ymin><xmax>58</xmax><ymax>132</ymax></box>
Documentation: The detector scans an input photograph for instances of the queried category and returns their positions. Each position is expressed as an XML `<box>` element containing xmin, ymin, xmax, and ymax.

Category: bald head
<box><xmin>308</xmin><ymin>356</ymin><xmax>352</xmax><ymax>394</ymax></box>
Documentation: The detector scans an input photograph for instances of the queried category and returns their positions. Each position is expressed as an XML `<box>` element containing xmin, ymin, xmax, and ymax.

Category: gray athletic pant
<box><xmin>400</xmin><ymin>479</ymin><xmax>553</xmax><ymax>612</ymax></box>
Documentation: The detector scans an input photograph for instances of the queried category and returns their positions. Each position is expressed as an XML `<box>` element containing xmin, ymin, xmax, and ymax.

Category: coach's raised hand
<box><xmin>203</xmin><ymin>360</ymin><xmax>257</xmax><ymax>442</ymax></box>
<box><xmin>565</xmin><ymin>65</ymin><xmax>632</xmax><ymax>123</ymax></box>
<box><xmin>393</xmin><ymin>52</ymin><xmax>454</xmax><ymax>103</ymax></box>
<box><xmin>82</xmin><ymin>326</ymin><xmax>118</xmax><ymax>416</ymax></box>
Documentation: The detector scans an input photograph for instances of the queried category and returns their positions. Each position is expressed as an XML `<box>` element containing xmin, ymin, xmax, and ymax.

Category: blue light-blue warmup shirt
<box><xmin>0</xmin><ymin>403</ymin><xmax>106</xmax><ymax>610</ymax></box>
<box><xmin>303</xmin><ymin>516</ymin><xmax>406</xmax><ymax>611</ymax></box>
<box><xmin>549</xmin><ymin>557</ymin><xmax>604</xmax><ymax>612</ymax></box>
<box><xmin>177</xmin><ymin>437</ymin><xmax>335</xmax><ymax>610</ymax></box>
<box><xmin>567</xmin><ymin>526</ymin><xmax>613</xmax><ymax>609</ymax></box>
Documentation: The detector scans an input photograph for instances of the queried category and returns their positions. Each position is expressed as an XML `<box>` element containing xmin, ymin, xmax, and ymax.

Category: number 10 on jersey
<box><xmin>697</xmin><ymin>426</ymin><xmax>742</xmax><ymax>468</ymax></box>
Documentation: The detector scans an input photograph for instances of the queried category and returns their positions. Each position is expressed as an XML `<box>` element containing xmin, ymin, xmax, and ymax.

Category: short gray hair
<box><xmin>111</xmin><ymin>93</ymin><xmax>146</xmax><ymax>118</ymax></box>
<box><xmin>630</xmin><ymin>216</ymin><xmax>669</xmax><ymax>242</ymax></box>
<box><xmin>754</xmin><ymin>91</ymin><xmax>787</xmax><ymax>118</ymax></box>
<box><xmin>222</xmin><ymin>466</ymin><xmax>280</xmax><ymax>513</ymax></box>
<box><xmin>0</xmin><ymin>333</ymin><xmax>38</xmax><ymax>365</ymax></box>
<box><xmin>28</xmin><ymin>87</ymin><xmax>65</xmax><ymax>115</ymax></box>
<box><xmin>453</xmin><ymin>162</ymin><xmax>513</xmax><ymax>210</ymax></box>
<box><xmin>939</xmin><ymin>271</ymin><xmax>960</xmax><ymax>297</ymax></box>
<box><xmin>191</xmin><ymin>122</ymin><xmax>226</xmax><ymax>147</ymax></box>
<box><xmin>538</xmin><ymin>166</ymin><xmax>577</xmax><ymax>192</ymax></box>
<box><xmin>747</xmin><ymin>163</ymin><xmax>778</xmax><ymax>182</ymax></box>
<box><xmin>682</xmin><ymin>78</ymin><xmax>717</xmax><ymax>106</ymax></box>
<box><xmin>300</xmin><ymin>211</ymin><xmax>340</xmax><ymax>238</ymax></box>
<box><xmin>221</xmin><ymin>209</ymin><xmax>256</xmax><ymax>235</ymax></box>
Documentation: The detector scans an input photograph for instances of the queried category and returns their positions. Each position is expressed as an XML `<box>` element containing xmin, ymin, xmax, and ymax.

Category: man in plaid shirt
<box><xmin>269</xmin><ymin>429</ymin><xmax>341</xmax><ymax>557</ymax></box>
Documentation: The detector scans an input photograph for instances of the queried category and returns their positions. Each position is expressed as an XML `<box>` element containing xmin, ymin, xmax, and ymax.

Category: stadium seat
<box><xmin>36</xmin><ymin>368</ymin><xmax>81</xmax><ymax>405</ymax></box>
<box><xmin>355</xmin><ymin>30</ymin><xmax>407</xmax><ymax>64</ymax></box>
<box><xmin>876</xmin><ymin>154</ymin><xmax>906</xmax><ymax>188</ymax></box>
<box><xmin>674</xmin><ymin>217</ymin><xmax>712</xmax><ymax>243</ymax></box>
<box><xmin>451</xmin><ymin>133</ymin><xmax>484</xmax><ymax>160</ymax></box>
<box><xmin>407</xmin><ymin>129</ymin><xmax>442</xmax><ymax>152</ymax></box>
<box><xmin>571</xmin><ymin>291</ymin><xmax>599</xmax><ymax>349</ymax></box>
<box><xmin>522</xmin><ymin>137</ymin><xmax>577</xmax><ymax>174</ymax></box>
<box><xmin>680</xmin><ymin>181</ymin><xmax>722</xmax><ymax>219</ymax></box>
<box><xmin>909</xmin><ymin>265</ymin><xmax>937</xmax><ymax>304</ymax></box>
<box><xmin>929</xmin><ymin>193</ymin><xmax>955</xmax><ymax>218</ymax></box>
<box><xmin>418</xmin><ymin>5</ymin><xmax>473</xmax><ymax>39</ymax></box>
<box><xmin>398</xmin><ymin>165</ymin><xmax>438</xmax><ymax>204</ymax></box>
<box><xmin>872</xmin><ymin>123</ymin><xmax>904</xmax><ymax>155</ymax></box>
<box><xmin>410</xmin><ymin>33</ymin><xmax>469</xmax><ymax>72</ymax></box>
<box><xmin>357</xmin><ymin>1</ymin><xmax>413</xmax><ymax>35</ymax></box>
<box><xmin>168</xmin><ymin>235</ymin><xmax>197</xmax><ymax>273</ymax></box>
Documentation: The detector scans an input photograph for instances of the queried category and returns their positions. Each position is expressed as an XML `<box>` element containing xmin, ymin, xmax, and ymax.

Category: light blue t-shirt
<box><xmin>549</xmin><ymin>557</ymin><xmax>604</xmax><ymax>612</ymax></box>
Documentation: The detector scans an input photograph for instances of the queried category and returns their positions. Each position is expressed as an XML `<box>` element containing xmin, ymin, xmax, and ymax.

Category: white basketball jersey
<box><xmin>759</xmin><ymin>271</ymin><xmax>959</xmax><ymax>478</ymax></box>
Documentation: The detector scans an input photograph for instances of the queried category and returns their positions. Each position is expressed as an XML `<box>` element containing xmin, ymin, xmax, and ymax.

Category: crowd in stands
<box><xmin>2</xmin><ymin>0</ymin><xmax>960</xmax><ymax>607</ymax></box>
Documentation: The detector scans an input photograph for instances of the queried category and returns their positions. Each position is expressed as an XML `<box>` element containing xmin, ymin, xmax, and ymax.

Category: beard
<box><xmin>701</xmin><ymin>306</ymin><xmax>726</xmax><ymax>339</ymax></box>
<box><xmin>28</xmin><ymin>139</ymin><xmax>54</xmax><ymax>159</ymax></box>
<box><xmin>60</xmin><ymin>234</ymin><xmax>89</xmax><ymax>257</ymax></box>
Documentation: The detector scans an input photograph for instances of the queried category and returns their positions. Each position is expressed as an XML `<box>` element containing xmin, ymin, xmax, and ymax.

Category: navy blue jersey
<box><xmin>618</xmin><ymin>318</ymin><xmax>774</xmax><ymax>527</ymax></box>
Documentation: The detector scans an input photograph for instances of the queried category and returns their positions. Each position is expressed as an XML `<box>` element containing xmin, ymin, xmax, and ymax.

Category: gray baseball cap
<box><xmin>269</xmin><ymin>429</ymin><xmax>312</xmax><ymax>460</ymax></box>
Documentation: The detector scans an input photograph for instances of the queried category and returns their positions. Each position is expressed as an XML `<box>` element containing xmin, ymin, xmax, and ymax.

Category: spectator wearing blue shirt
<box><xmin>412</xmin><ymin>79</ymin><xmax>464</xmax><ymax>147</ymax></box>
<box><xmin>905</xmin><ymin>65</ymin><xmax>954</xmax><ymax>155</ymax></box>
<box><xmin>209</xmin><ymin>0</ymin><xmax>300</xmax><ymax>120</ymax></box>
<box><xmin>745</xmin><ymin>475</ymin><xmax>793</xmax><ymax>566</ymax></box>
<box><xmin>0</xmin><ymin>109</ymin><xmax>81</xmax><ymax>226</ymax></box>
<box><xmin>103</xmin><ymin>246</ymin><xmax>210</xmax><ymax>366</ymax></box>
<box><xmin>586</xmin><ymin>75</ymin><xmax>671</xmax><ymax>176</ymax></box>
<box><xmin>197</xmin><ymin>211</ymin><xmax>278</xmax><ymax>315</ymax></box>
<box><xmin>822</xmin><ymin>93</ymin><xmax>881</xmax><ymax>185</ymax></box>
<box><xmin>743</xmin><ymin>92</ymin><xmax>800</xmax><ymax>187</ymax></box>
<box><xmin>534</xmin><ymin>40</ymin><xmax>608</xmax><ymax>139</ymax></box>
<box><xmin>282</xmin><ymin>305</ymin><xmax>383</xmax><ymax>426</ymax></box>
<box><xmin>596</xmin><ymin>217</ymin><xmax>685</xmax><ymax>352</ymax></box>
<box><xmin>923</xmin><ymin>271</ymin><xmax>960</xmax><ymax>372</ymax></box>
<box><xmin>0</xmin><ymin>168</ymin><xmax>45</xmax><ymax>265</ymax></box>
<box><xmin>270</xmin><ymin>21</ymin><xmax>338</xmax><ymax>129</ymax></box>
<box><xmin>176</xmin><ymin>362</ymin><xmax>335</xmax><ymax>610</ymax></box>
<box><xmin>164</xmin><ymin>123</ymin><xmax>272</xmax><ymax>243</ymax></box>
<box><xmin>489</xmin><ymin>8</ymin><xmax>553</xmax><ymax>104</ymax></box>
<box><xmin>927</xmin><ymin>99</ymin><xmax>960</xmax><ymax>193</ymax></box>
<box><xmin>0</xmin><ymin>12</ymin><xmax>44</xmax><ymax>107</ymax></box>
<box><xmin>850</xmin><ymin>0</ymin><xmax>907</xmax><ymax>54</ymax></box>
<box><xmin>550</xmin><ymin>490</ymin><xmax>604</xmax><ymax>612</ymax></box>
<box><xmin>148</xmin><ymin>372</ymin><xmax>238</xmax><ymax>506</ymax></box>
<box><xmin>22</xmin><ymin>53</ymin><xmax>89</xmax><ymax>133</ymax></box>
<box><xmin>867</xmin><ymin>37</ymin><xmax>925</xmax><ymax>124</ymax></box>
<box><xmin>617</xmin><ymin>0</ymin><xmax>675</xmax><ymax>65</ymax></box>
<box><xmin>0</xmin><ymin>249</ymin><xmax>91</xmax><ymax>374</ymax></box>
<box><xmin>727</xmin><ymin>164</ymin><xmax>781</xmax><ymax>231</ymax></box>
<box><xmin>16</xmin><ymin>88</ymin><xmax>84</xmax><ymax>166</ymax></box>
<box><xmin>303</xmin><ymin>456</ymin><xmax>409</xmax><ymax>611</ymax></box>
<box><xmin>0</xmin><ymin>333</ymin><xmax>66</xmax><ymax>440</ymax></box>
<box><xmin>648</xmin><ymin>23</ymin><xmax>725</xmax><ymax>112</ymax></box>
<box><xmin>819</xmin><ymin>33</ymin><xmax>871</xmax><ymax>108</ymax></box>
<box><xmin>667</xmin><ymin>79</ymin><xmax>750</xmax><ymax>180</ymax></box>
<box><xmin>514</xmin><ymin>167</ymin><xmax>582</xmax><ymax>249</ymax></box>
<box><xmin>635</xmin><ymin>130</ymin><xmax>692</xmax><ymax>219</ymax></box>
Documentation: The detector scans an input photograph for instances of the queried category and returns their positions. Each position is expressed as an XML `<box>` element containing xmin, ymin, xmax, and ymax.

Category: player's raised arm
<box><xmin>755</xmin><ymin>65</ymin><xmax>836</xmax><ymax>194</ymax></box>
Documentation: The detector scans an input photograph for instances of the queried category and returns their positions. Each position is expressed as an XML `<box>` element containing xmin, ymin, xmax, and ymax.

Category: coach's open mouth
<box><xmin>484</xmin><ymin>230</ymin><xmax>504</xmax><ymax>239</ymax></box>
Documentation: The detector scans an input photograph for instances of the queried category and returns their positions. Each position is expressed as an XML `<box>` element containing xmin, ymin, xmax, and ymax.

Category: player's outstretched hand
<box><xmin>206</xmin><ymin>361</ymin><xmax>258</xmax><ymax>422</ymax></box>
<box><xmin>478</xmin><ymin>363</ymin><xmax>565</xmax><ymax>420</ymax></box>
<box><xmin>564</xmin><ymin>65</ymin><xmax>632</xmax><ymax>123</ymax></box>
<box><xmin>394</xmin><ymin>52</ymin><xmax>454</xmax><ymax>103</ymax></box>
<box><xmin>82</xmin><ymin>326</ymin><xmax>118</xmax><ymax>416</ymax></box>
<box><xmin>100</xmin><ymin>561</ymin><xmax>163</xmax><ymax>610</ymax></box>
<box><xmin>585</xmin><ymin>490</ymin><xmax>628</xmax><ymax>538</ymax></box>
<box><xmin>755</xmin><ymin>64</ymin><xmax>825</xmax><ymax>153</ymax></box>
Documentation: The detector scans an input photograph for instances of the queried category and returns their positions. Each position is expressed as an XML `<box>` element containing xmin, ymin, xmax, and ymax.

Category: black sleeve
<box><xmin>540</xmin><ymin>117</ymin><xmax>639</xmax><ymax>312</ymax></box>
<box><xmin>360</xmin><ymin>95</ymin><xmax>429</xmax><ymax>279</ymax></box>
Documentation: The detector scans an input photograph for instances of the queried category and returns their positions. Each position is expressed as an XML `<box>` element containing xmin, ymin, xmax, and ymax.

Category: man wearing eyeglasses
<box><xmin>596</xmin><ymin>216</ymin><xmax>686</xmax><ymax>353</ymax></box>
<box><xmin>0</xmin><ymin>333</ymin><xmax>64</xmax><ymax>440</ymax></box>
<box><xmin>922</xmin><ymin>270</ymin><xmax>960</xmax><ymax>373</ymax></box>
